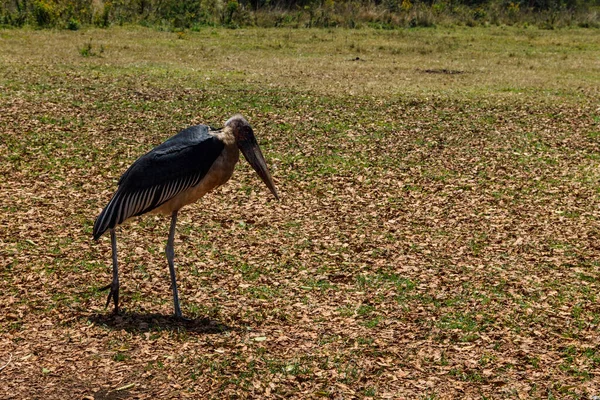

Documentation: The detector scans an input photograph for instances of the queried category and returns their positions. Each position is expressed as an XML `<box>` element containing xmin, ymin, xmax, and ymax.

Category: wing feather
<box><xmin>122</xmin><ymin>192</ymin><xmax>135</xmax><ymax>222</ymax></box>
<box><xmin>95</xmin><ymin>193</ymin><xmax>116</xmax><ymax>235</ymax></box>
<box><xmin>160</xmin><ymin>181</ymin><xmax>175</xmax><ymax>204</ymax></box>
<box><xmin>115</xmin><ymin>194</ymin><xmax>128</xmax><ymax>227</ymax></box>
<box><xmin>167</xmin><ymin>179</ymin><xmax>180</xmax><ymax>200</ymax></box>
<box><xmin>146</xmin><ymin>187</ymin><xmax>157</xmax><ymax>210</ymax></box>
<box><xmin>138</xmin><ymin>188</ymin><xmax>152</xmax><ymax>214</ymax></box>
<box><xmin>130</xmin><ymin>190</ymin><xmax>143</xmax><ymax>217</ymax></box>
<box><xmin>132</xmin><ymin>189</ymin><xmax>145</xmax><ymax>216</ymax></box>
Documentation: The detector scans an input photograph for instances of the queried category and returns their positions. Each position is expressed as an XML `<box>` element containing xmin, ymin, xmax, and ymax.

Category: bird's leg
<box><xmin>100</xmin><ymin>229</ymin><xmax>120</xmax><ymax>314</ymax></box>
<box><xmin>166</xmin><ymin>210</ymin><xmax>183</xmax><ymax>318</ymax></box>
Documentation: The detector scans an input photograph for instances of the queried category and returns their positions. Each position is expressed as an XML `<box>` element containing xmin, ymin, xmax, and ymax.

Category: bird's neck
<box><xmin>213</xmin><ymin>126</ymin><xmax>236</xmax><ymax>146</ymax></box>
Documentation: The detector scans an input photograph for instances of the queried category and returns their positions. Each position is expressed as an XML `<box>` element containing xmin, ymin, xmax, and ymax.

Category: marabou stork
<box><xmin>93</xmin><ymin>114</ymin><xmax>279</xmax><ymax>318</ymax></box>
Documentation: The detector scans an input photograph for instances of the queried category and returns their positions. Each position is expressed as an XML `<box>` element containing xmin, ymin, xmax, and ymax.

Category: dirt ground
<box><xmin>1</xmin><ymin>26</ymin><xmax>600</xmax><ymax>398</ymax></box>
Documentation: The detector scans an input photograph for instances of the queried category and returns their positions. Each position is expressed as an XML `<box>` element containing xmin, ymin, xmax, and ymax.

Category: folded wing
<box><xmin>93</xmin><ymin>125</ymin><xmax>224</xmax><ymax>240</ymax></box>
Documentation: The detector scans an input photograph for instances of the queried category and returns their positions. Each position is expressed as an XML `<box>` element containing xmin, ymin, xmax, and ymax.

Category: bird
<box><xmin>92</xmin><ymin>114</ymin><xmax>279</xmax><ymax>318</ymax></box>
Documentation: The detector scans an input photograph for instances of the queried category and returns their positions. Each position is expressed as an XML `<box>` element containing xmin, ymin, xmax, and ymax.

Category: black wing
<box><xmin>93</xmin><ymin>125</ymin><xmax>224</xmax><ymax>240</ymax></box>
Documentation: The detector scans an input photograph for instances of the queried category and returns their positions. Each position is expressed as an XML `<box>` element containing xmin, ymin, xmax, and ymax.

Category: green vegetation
<box><xmin>0</xmin><ymin>0</ymin><xmax>598</xmax><ymax>29</ymax></box>
<box><xmin>0</xmin><ymin>26</ymin><xmax>599</xmax><ymax>398</ymax></box>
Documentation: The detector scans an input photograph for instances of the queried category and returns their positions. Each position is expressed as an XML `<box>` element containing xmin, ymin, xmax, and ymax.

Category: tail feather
<box><xmin>93</xmin><ymin>191</ymin><xmax>121</xmax><ymax>240</ymax></box>
<box><xmin>93</xmin><ymin>205</ymin><xmax>110</xmax><ymax>241</ymax></box>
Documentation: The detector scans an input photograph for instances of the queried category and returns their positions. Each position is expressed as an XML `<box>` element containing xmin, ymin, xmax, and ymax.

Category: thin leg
<box><xmin>166</xmin><ymin>210</ymin><xmax>183</xmax><ymax>318</ymax></box>
<box><xmin>100</xmin><ymin>229</ymin><xmax>120</xmax><ymax>314</ymax></box>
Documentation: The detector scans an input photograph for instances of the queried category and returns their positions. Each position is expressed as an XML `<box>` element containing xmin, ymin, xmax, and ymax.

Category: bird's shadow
<box><xmin>88</xmin><ymin>311</ymin><xmax>232</xmax><ymax>335</ymax></box>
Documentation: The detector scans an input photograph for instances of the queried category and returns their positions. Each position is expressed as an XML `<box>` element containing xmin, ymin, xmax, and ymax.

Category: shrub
<box><xmin>31</xmin><ymin>0</ymin><xmax>56</xmax><ymax>27</ymax></box>
<box><xmin>66</xmin><ymin>17</ymin><xmax>79</xmax><ymax>29</ymax></box>
<box><xmin>93</xmin><ymin>1</ymin><xmax>112</xmax><ymax>28</ymax></box>
<box><xmin>79</xmin><ymin>38</ymin><xmax>104</xmax><ymax>57</ymax></box>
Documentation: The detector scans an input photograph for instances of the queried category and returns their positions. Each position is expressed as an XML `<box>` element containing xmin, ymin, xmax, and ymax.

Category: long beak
<box><xmin>239</xmin><ymin>138</ymin><xmax>279</xmax><ymax>200</ymax></box>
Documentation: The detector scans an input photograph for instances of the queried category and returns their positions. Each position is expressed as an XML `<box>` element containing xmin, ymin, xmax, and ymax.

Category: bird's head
<box><xmin>226</xmin><ymin>114</ymin><xmax>279</xmax><ymax>200</ymax></box>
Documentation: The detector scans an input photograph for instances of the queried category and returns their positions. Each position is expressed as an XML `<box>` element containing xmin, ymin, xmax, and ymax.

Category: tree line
<box><xmin>1</xmin><ymin>0</ymin><xmax>598</xmax><ymax>29</ymax></box>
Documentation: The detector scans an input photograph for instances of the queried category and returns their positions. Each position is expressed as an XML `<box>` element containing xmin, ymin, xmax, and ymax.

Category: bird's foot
<box><xmin>173</xmin><ymin>303</ymin><xmax>190</xmax><ymax>321</ymax></box>
<box><xmin>100</xmin><ymin>280</ymin><xmax>119</xmax><ymax>314</ymax></box>
<box><xmin>173</xmin><ymin>309</ymin><xmax>188</xmax><ymax>321</ymax></box>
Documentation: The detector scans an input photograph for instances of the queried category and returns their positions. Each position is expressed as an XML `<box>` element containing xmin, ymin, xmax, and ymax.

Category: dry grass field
<box><xmin>1</xmin><ymin>26</ymin><xmax>600</xmax><ymax>398</ymax></box>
